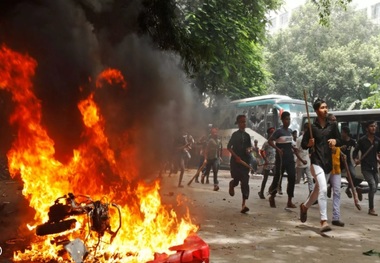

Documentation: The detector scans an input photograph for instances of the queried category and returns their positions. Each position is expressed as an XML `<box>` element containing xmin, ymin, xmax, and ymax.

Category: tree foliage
<box><xmin>311</xmin><ymin>0</ymin><xmax>352</xmax><ymax>25</ymax></box>
<box><xmin>265</xmin><ymin>2</ymin><xmax>380</xmax><ymax>109</ymax></box>
<box><xmin>178</xmin><ymin>0</ymin><xmax>282</xmax><ymax>103</ymax></box>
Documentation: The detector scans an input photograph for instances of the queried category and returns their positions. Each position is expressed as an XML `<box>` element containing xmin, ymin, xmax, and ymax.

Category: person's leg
<box><xmin>268</xmin><ymin>158</ymin><xmax>281</xmax><ymax>207</ymax></box>
<box><xmin>229</xmin><ymin>164</ymin><xmax>241</xmax><ymax>197</ymax></box>
<box><xmin>178</xmin><ymin>157</ymin><xmax>185</xmax><ymax>187</ymax></box>
<box><xmin>269</xmin><ymin>158</ymin><xmax>281</xmax><ymax>195</ymax></box>
<box><xmin>301</xmin><ymin>165</ymin><xmax>330</xmax><ymax>230</ymax></box>
<box><xmin>258</xmin><ymin>169</ymin><xmax>269</xmax><ymax>199</ymax></box>
<box><xmin>362</xmin><ymin>170</ymin><xmax>377</xmax><ymax>213</ymax></box>
<box><xmin>305</xmin><ymin>166</ymin><xmax>314</xmax><ymax>193</ymax></box>
<box><xmin>195</xmin><ymin>156</ymin><xmax>204</xmax><ymax>182</ymax></box>
<box><xmin>202</xmin><ymin>161</ymin><xmax>212</xmax><ymax>184</ymax></box>
<box><xmin>296</xmin><ymin>166</ymin><xmax>302</xmax><ymax>184</ymax></box>
<box><xmin>240</xmin><ymin>173</ymin><xmax>250</xmax><ymax>212</ymax></box>
<box><xmin>362</xmin><ymin>171</ymin><xmax>379</xmax><ymax>215</ymax></box>
<box><xmin>331</xmin><ymin>174</ymin><xmax>343</xmax><ymax>224</ymax></box>
<box><xmin>318</xmin><ymin>172</ymin><xmax>329</xmax><ymax>221</ymax></box>
<box><xmin>212</xmin><ymin>159</ymin><xmax>219</xmax><ymax>191</ymax></box>
<box><xmin>286</xmin><ymin>162</ymin><xmax>296</xmax><ymax>208</ymax></box>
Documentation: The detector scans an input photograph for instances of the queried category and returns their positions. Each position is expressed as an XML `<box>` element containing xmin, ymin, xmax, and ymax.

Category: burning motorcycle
<box><xmin>35</xmin><ymin>193</ymin><xmax>121</xmax><ymax>262</ymax></box>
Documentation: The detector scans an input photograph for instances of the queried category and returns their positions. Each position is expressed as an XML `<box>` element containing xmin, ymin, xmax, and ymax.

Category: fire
<box><xmin>0</xmin><ymin>45</ymin><xmax>198</xmax><ymax>262</ymax></box>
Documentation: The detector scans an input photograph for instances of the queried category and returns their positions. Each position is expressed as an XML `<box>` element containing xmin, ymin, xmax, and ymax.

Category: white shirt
<box><xmin>296</xmin><ymin>134</ymin><xmax>310</xmax><ymax>168</ymax></box>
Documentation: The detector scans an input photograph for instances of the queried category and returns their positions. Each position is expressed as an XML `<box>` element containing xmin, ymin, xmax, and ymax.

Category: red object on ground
<box><xmin>147</xmin><ymin>233</ymin><xmax>210</xmax><ymax>263</ymax></box>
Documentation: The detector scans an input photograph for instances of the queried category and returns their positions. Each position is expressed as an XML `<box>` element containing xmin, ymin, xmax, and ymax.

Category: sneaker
<box><xmin>320</xmin><ymin>220</ymin><xmax>332</xmax><ymax>232</ymax></box>
<box><xmin>213</xmin><ymin>185</ymin><xmax>219</xmax><ymax>191</ymax></box>
<box><xmin>229</xmin><ymin>180</ymin><xmax>235</xmax><ymax>196</ymax></box>
<box><xmin>345</xmin><ymin>187</ymin><xmax>352</xmax><ymax>199</ymax></box>
<box><xmin>300</xmin><ymin>203</ymin><xmax>308</xmax><ymax>223</ymax></box>
<box><xmin>258</xmin><ymin>191</ymin><xmax>265</xmax><ymax>199</ymax></box>
<box><xmin>327</xmin><ymin>185</ymin><xmax>331</xmax><ymax>198</ymax></box>
<box><xmin>356</xmin><ymin>187</ymin><xmax>363</xmax><ymax>201</ymax></box>
<box><xmin>368</xmin><ymin>209</ymin><xmax>378</xmax><ymax>216</ymax></box>
<box><xmin>332</xmin><ymin>220</ymin><xmax>345</xmax><ymax>227</ymax></box>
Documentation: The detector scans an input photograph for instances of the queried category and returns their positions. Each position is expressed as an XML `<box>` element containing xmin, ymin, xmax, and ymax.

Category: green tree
<box><xmin>178</xmin><ymin>0</ymin><xmax>282</xmax><ymax>104</ymax></box>
<box><xmin>265</xmin><ymin>2</ymin><xmax>380</xmax><ymax>109</ymax></box>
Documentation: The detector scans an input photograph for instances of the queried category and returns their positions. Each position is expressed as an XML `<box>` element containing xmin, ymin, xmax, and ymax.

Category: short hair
<box><xmin>235</xmin><ymin>114</ymin><xmax>246</xmax><ymax>124</ymax></box>
<box><xmin>313</xmin><ymin>98</ymin><xmax>326</xmax><ymax>111</ymax></box>
<box><xmin>303</xmin><ymin>122</ymin><xmax>309</xmax><ymax>129</ymax></box>
<box><xmin>281</xmin><ymin>111</ymin><xmax>290</xmax><ymax>120</ymax></box>
<box><xmin>341</xmin><ymin>126</ymin><xmax>350</xmax><ymax>135</ymax></box>
<box><xmin>365</xmin><ymin>120</ymin><xmax>376</xmax><ymax>128</ymax></box>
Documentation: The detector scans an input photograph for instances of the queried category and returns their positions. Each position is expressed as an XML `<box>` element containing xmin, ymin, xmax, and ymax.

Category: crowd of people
<box><xmin>164</xmin><ymin>97</ymin><xmax>380</xmax><ymax>233</ymax></box>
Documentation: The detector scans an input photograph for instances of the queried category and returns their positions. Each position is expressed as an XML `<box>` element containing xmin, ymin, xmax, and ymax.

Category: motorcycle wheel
<box><xmin>36</xmin><ymin>219</ymin><xmax>77</xmax><ymax>236</ymax></box>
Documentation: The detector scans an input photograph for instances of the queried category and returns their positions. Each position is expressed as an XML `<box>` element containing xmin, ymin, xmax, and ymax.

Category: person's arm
<box><xmin>328</xmin><ymin>122</ymin><xmax>342</xmax><ymax>148</ymax></box>
<box><xmin>268</xmin><ymin>131</ymin><xmax>283</xmax><ymax>155</ymax></box>
<box><xmin>227</xmin><ymin>133</ymin><xmax>241</xmax><ymax>162</ymax></box>
<box><xmin>292</xmin><ymin>146</ymin><xmax>307</xmax><ymax>165</ymax></box>
<box><xmin>301</xmin><ymin>126</ymin><xmax>314</xmax><ymax>149</ymax></box>
<box><xmin>260</xmin><ymin>144</ymin><xmax>268</xmax><ymax>164</ymax></box>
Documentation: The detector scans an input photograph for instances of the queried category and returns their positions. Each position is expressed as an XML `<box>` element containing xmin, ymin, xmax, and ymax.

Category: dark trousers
<box><xmin>269</xmin><ymin>158</ymin><xmax>296</xmax><ymax>197</ymax></box>
<box><xmin>204</xmin><ymin>158</ymin><xmax>220</xmax><ymax>185</ymax></box>
<box><xmin>230</xmin><ymin>163</ymin><xmax>250</xmax><ymax>200</ymax></box>
<box><xmin>362</xmin><ymin>170</ymin><xmax>379</xmax><ymax>210</ymax></box>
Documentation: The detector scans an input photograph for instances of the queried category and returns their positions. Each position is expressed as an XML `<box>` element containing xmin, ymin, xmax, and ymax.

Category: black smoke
<box><xmin>0</xmin><ymin>0</ymin><xmax>206</xmax><ymax>178</ymax></box>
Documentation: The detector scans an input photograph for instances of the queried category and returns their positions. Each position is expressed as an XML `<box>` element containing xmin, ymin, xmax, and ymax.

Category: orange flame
<box><xmin>0</xmin><ymin>45</ymin><xmax>197</xmax><ymax>262</ymax></box>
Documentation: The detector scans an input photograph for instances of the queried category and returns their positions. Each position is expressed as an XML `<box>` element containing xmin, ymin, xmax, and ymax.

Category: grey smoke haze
<box><xmin>0</xmin><ymin>0</ymin><xmax>206</xmax><ymax>178</ymax></box>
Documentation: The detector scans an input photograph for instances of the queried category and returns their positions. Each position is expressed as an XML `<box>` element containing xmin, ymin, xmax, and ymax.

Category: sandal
<box><xmin>286</xmin><ymin>203</ymin><xmax>297</xmax><ymax>209</ymax></box>
<box><xmin>368</xmin><ymin>209</ymin><xmax>378</xmax><ymax>216</ymax></box>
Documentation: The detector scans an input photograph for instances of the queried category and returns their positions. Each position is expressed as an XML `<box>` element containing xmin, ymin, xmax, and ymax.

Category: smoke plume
<box><xmin>0</xmin><ymin>0</ymin><xmax>205</xmax><ymax>178</ymax></box>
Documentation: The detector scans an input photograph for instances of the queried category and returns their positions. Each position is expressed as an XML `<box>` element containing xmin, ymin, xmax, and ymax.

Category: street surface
<box><xmin>160</xmin><ymin>168</ymin><xmax>380</xmax><ymax>263</ymax></box>
<box><xmin>1</xmin><ymin>169</ymin><xmax>380</xmax><ymax>262</ymax></box>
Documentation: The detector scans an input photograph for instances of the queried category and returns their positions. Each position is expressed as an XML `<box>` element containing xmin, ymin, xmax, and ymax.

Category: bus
<box><xmin>210</xmin><ymin>94</ymin><xmax>313</xmax><ymax>167</ymax></box>
<box><xmin>300</xmin><ymin>109</ymin><xmax>380</xmax><ymax>180</ymax></box>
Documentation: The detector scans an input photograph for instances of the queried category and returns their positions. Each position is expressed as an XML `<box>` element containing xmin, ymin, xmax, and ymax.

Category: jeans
<box><xmin>204</xmin><ymin>158</ymin><xmax>220</xmax><ymax>185</ymax></box>
<box><xmin>304</xmin><ymin>164</ymin><xmax>329</xmax><ymax>221</ymax></box>
<box><xmin>362</xmin><ymin>170</ymin><xmax>379</xmax><ymax>210</ymax></box>
<box><xmin>297</xmin><ymin>166</ymin><xmax>314</xmax><ymax>192</ymax></box>
<box><xmin>329</xmin><ymin>173</ymin><xmax>342</xmax><ymax>221</ymax></box>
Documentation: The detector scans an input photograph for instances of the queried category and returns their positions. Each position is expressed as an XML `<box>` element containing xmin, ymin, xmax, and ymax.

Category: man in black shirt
<box><xmin>300</xmin><ymin>98</ymin><xmax>341</xmax><ymax>232</ymax></box>
<box><xmin>353</xmin><ymin>120</ymin><xmax>380</xmax><ymax>216</ymax></box>
<box><xmin>227</xmin><ymin>115</ymin><xmax>252</xmax><ymax>214</ymax></box>
<box><xmin>340</xmin><ymin>126</ymin><xmax>368</xmax><ymax>200</ymax></box>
